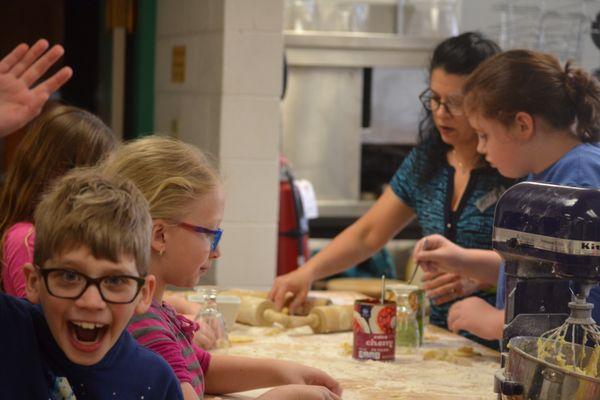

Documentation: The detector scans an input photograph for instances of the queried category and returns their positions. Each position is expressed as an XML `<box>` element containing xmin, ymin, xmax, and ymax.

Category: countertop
<box><xmin>206</xmin><ymin>324</ymin><xmax>500</xmax><ymax>400</ymax></box>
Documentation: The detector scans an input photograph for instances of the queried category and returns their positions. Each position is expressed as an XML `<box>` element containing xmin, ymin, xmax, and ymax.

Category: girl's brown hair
<box><xmin>0</xmin><ymin>104</ymin><xmax>117</xmax><ymax>286</ymax></box>
<box><xmin>463</xmin><ymin>49</ymin><xmax>600</xmax><ymax>142</ymax></box>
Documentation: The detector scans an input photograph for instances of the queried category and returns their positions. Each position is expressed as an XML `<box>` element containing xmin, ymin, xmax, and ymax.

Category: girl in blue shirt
<box><xmin>414</xmin><ymin>49</ymin><xmax>600</xmax><ymax>341</ymax></box>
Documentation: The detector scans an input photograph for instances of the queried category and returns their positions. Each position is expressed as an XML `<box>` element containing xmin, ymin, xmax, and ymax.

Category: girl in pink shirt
<box><xmin>0</xmin><ymin>104</ymin><xmax>116</xmax><ymax>296</ymax></box>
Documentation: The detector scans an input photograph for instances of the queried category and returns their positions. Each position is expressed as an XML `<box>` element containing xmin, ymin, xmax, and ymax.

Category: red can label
<box><xmin>352</xmin><ymin>299</ymin><xmax>396</xmax><ymax>361</ymax></box>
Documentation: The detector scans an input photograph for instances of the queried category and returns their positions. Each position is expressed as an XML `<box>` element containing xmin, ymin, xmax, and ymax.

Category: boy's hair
<box><xmin>103</xmin><ymin>136</ymin><xmax>220</xmax><ymax>221</ymax></box>
<box><xmin>463</xmin><ymin>49</ymin><xmax>600</xmax><ymax>142</ymax></box>
<box><xmin>33</xmin><ymin>167</ymin><xmax>152</xmax><ymax>275</ymax></box>
<box><xmin>0</xmin><ymin>104</ymin><xmax>117</xmax><ymax>282</ymax></box>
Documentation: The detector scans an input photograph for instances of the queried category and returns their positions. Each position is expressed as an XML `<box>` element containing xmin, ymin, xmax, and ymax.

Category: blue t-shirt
<box><xmin>496</xmin><ymin>143</ymin><xmax>600</xmax><ymax>322</ymax></box>
<box><xmin>390</xmin><ymin>143</ymin><xmax>510</xmax><ymax>346</ymax></box>
<box><xmin>0</xmin><ymin>293</ymin><xmax>183</xmax><ymax>400</ymax></box>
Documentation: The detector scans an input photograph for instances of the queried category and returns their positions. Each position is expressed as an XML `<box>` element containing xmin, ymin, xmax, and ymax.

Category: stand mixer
<box><xmin>492</xmin><ymin>182</ymin><xmax>600</xmax><ymax>399</ymax></box>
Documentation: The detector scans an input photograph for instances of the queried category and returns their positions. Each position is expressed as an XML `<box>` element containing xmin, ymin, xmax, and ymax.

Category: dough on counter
<box><xmin>229</xmin><ymin>335</ymin><xmax>255</xmax><ymax>344</ymax></box>
<box><xmin>422</xmin><ymin>346</ymin><xmax>482</xmax><ymax>366</ymax></box>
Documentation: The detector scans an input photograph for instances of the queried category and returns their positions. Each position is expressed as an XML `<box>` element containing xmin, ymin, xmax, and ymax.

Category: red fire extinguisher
<box><xmin>277</xmin><ymin>157</ymin><xmax>310</xmax><ymax>276</ymax></box>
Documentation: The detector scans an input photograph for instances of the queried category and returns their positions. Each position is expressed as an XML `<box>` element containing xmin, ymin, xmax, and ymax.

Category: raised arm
<box><xmin>268</xmin><ymin>186</ymin><xmax>415</xmax><ymax>312</ymax></box>
<box><xmin>0</xmin><ymin>39</ymin><xmax>72</xmax><ymax>136</ymax></box>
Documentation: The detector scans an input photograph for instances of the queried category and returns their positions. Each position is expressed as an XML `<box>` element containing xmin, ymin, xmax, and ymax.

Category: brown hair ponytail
<box><xmin>564</xmin><ymin>61</ymin><xmax>600</xmax><ymax>142</ymax></box>
<box><xmin>463</xmin><ymin>49</ymin><xmax>600</xmax><ymax>143</ymax></box>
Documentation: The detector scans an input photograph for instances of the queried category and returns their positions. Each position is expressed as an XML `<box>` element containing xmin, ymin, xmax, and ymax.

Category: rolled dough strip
<box><xmin>263</xmin><ymin>310</ymin><xmax>315</xmax><ymax>328</ymax></box>
<box><xmin>309</xmin><ymin>305</ymin><xmax>354</xmax><ymax>333</ymax></box>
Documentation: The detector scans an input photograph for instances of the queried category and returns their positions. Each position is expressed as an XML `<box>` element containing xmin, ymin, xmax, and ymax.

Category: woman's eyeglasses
<box><xmin>419</xmin><ymin>89</ymin><xmax>464</xmax><ymax>117</ymax></box>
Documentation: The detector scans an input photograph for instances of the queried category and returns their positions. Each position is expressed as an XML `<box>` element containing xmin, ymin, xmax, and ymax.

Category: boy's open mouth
<box><xmin>68</xmin><ymin>320</ymin><xmax>107</xmax><ymax>345</ymax></box>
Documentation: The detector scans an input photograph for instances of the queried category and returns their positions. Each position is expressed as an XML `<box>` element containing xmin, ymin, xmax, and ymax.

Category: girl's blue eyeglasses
<box><xmin>177</xmin><ymin>222</ymin><xmax>223</xmax><ymax>252</ymax></box>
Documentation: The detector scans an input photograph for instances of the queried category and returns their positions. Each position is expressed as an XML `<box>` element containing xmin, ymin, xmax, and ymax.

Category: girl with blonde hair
<box><xmin>106</xmin><ymin>136</ymin><xmax>342</xmax><ymax>400</ymax></box>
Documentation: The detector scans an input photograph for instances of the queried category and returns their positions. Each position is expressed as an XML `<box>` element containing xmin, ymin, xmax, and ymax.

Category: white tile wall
<box><xmin>215</xmin><ymin>222</ymin><xmax>278</xmax><ymax>288</ymax></box>
<box><xmin>220</xmin><ymin>159</ymin><xmax>279</xmax><ymax>223</ymax></box>
<box><xmin>153</xmin><ymin>93</ymin><xmax>181</xmax><ymax>136</ymax></box>
<box><xmin>179</xmin><ymin>95</ymin><xmax>221</xmax><ymax>156</ymax></box>
<box><xmin>224</xmin><ymin>0</ymin><xmax>284</xmax><ymax>32</ymax></box>
<box><xmin>220</xmin><ymin>95</ymin><xmax>280</xmax><ymax>160</ymax></box>
<box><xmin>222</xmin><ymin>30</ymin><xmax>284</xmax><ymax>96</ymax></box>
<box><xmin>155</xmin><ymin>34</ymin><xmax>223</xmax><ymax>94</ymax></box>
<box><xmin>155</xmin><ymin>0</ymin><xmax>283</xmax><ymax>288</ymax></box>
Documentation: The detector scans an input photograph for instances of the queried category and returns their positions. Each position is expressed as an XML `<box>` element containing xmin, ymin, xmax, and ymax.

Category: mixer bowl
<box><xmin>502</xmin><ymin>336</ymin><xmax>600</xmax><ymax>399</ymax></box>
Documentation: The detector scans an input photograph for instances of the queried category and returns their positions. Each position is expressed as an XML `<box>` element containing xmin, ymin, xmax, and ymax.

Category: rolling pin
<box><xmin>222</xmin><ymin>289</ymin><xmax>331</xmax><ymax>316</ymax></box>
<box><xmin>236</xmin><ymin>296</ymin><xmax>353</xmax><ymax>333</ymax></box>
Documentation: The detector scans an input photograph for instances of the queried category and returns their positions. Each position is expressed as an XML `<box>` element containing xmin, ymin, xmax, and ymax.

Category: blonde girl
<box><xmin>105</xmin><ymin>136</ymin><xmax>342</xmax><ymax>400</ymax></box>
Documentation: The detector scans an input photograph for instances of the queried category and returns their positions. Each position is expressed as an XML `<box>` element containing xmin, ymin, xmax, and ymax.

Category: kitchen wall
<box><xmin>155</xmin><ymin>0</ymin><xmax>284</xmax><ymax>288</ymax></box>
<box><xmin>461</xmin><ymin>0</ymin><xmax>600</xmax><ymax>71</ymax></box>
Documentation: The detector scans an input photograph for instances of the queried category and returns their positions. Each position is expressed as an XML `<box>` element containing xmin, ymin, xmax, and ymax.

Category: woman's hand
<box><xmin>258</xmin><ymin>384</ymin><xmax>342</xmax><ymax>400</ymax></box>
<box><xmin>268</xmin><ymin>267</ymin><xmax>314</xmax><ymax>313</ymax></box>
<box><xmin>447</xmin><ymin>297</ymin><xmax>504</xmax><ymax>340</ymax></box>
<box><xmin>422</xmin><ymin>271</ymin><xmax>486</xmax><ymax>305</ymax></box>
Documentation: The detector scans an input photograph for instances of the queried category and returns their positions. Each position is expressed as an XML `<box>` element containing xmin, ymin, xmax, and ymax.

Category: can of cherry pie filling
<box><xmin>352</xmin><ymin>299</ymin><xmax>396</xmax><ymax>361</ymax></box>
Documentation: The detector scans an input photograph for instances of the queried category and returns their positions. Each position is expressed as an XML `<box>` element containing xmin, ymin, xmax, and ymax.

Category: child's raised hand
<box><xmin>413</xmin><ymin>234</ymin><xmax>467</xmax><ymax>275</ymax></box>
<box><xmin>447</xmin><ymin>296</ymin><xmax>504</xmax><ymax>340</ymax></box>
<box><xmin>258</xmin><ymin>384</ymin><xmax>342</xmax><ymax>400</ymax></box>
<box><xmin>0</xmin><ymin>39</ymin><xmax>72</xmax><ymax>136</ymax></box>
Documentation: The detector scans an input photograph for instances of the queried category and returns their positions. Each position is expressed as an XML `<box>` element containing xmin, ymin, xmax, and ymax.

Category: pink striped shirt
<box><xmin>128</xmin><ymin>300</ymin><xmax>211</xmax><ymax>396</ymax></box>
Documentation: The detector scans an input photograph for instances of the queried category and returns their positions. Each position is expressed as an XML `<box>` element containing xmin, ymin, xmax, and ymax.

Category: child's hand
<box><xmin>447</xmin><ymin>296</ymin><xmax>504</xmax><ymax>340</ymax></box>
<box><xmin>258</xmin><ymin>384</ymin><xmax>342</xmax><ymax>400</ymax></box>
<box><xmin>412</xmin><ymin>234</ymin><xmax>467</xmax><ymax>274</ymax></box>
<box><xmin>0</xmin><ymin>39</ymin><xmax>72</xmax><ymax>136</ymax></box>
<box><xmin>192</xmin><ymin>318</ymin><xmax>218</xmax><ymax>350</ymax></box>
<box><xmin>280</xmin><ymin>364</ymin><xmax>342</xmax><ymax>396</ymax></box>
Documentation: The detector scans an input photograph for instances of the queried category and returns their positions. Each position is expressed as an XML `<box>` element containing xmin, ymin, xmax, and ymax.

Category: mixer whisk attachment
<box><xmin>537</xmin><ymin>294</ymin><xmax>600</xmax><ymax>376</ymax></box>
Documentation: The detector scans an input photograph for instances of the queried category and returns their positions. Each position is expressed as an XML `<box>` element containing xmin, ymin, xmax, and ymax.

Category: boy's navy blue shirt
<box><xmin>0</xmin><ymin>293</ymin><xmax>183</xmax><ymax>400</ymax></box>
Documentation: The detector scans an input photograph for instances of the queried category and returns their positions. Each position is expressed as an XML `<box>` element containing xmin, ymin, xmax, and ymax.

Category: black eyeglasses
<box><xmin>419</xmin><ymin>89</ymin><xmax>464</xmax><ymax>116</ymax></box>
<box><xmin>37</xmin><ymin>267</ymin><xmax>146</xmax><ymax>304</ymax></box>
<box><xmin>177</xmin><ymin>222</ymin><xmax>223</xmax><ymax>252</ymax></box>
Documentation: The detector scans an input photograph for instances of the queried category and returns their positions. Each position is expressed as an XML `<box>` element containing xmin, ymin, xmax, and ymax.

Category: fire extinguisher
<box><xmin>277</xmin><ymin>157</ymin><xmax>309</xmax><ymax>276</ymax></box>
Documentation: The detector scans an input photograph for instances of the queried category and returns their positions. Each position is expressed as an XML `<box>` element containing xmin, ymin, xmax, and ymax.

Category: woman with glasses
<box><xmin>269</xmin><ymin>32</ymin><xmax>514</xmax><ymax>349</ymax></box>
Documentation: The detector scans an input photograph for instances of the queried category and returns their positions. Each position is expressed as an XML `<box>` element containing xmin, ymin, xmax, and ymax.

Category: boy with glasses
<box><xmin>0</xmin><ymin>168</ymin><xmax>183</xmax><ymax>399</ymax></box>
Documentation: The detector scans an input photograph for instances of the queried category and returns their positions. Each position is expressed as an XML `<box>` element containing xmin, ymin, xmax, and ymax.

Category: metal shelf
<box><xmin>284</xmin><ymin>31</ymin><xmax>439</xmax><ymax>68</ymax></box>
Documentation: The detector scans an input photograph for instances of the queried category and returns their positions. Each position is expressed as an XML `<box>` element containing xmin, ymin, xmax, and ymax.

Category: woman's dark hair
<box><xmin>463</xmin><ymin>49</ymin><xmax>600</xmax><ymax>142</ymax></box>
<box><xmin>417</xmin><ymin>32</ymin><xmax>502</xmax><ymax>182</ymax></box>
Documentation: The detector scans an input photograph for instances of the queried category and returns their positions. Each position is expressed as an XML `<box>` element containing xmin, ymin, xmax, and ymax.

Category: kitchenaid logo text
<box><xmin>581</xmin><ymin>242</ymin><xmax>600</xmax><ymax>250</ymax></box>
